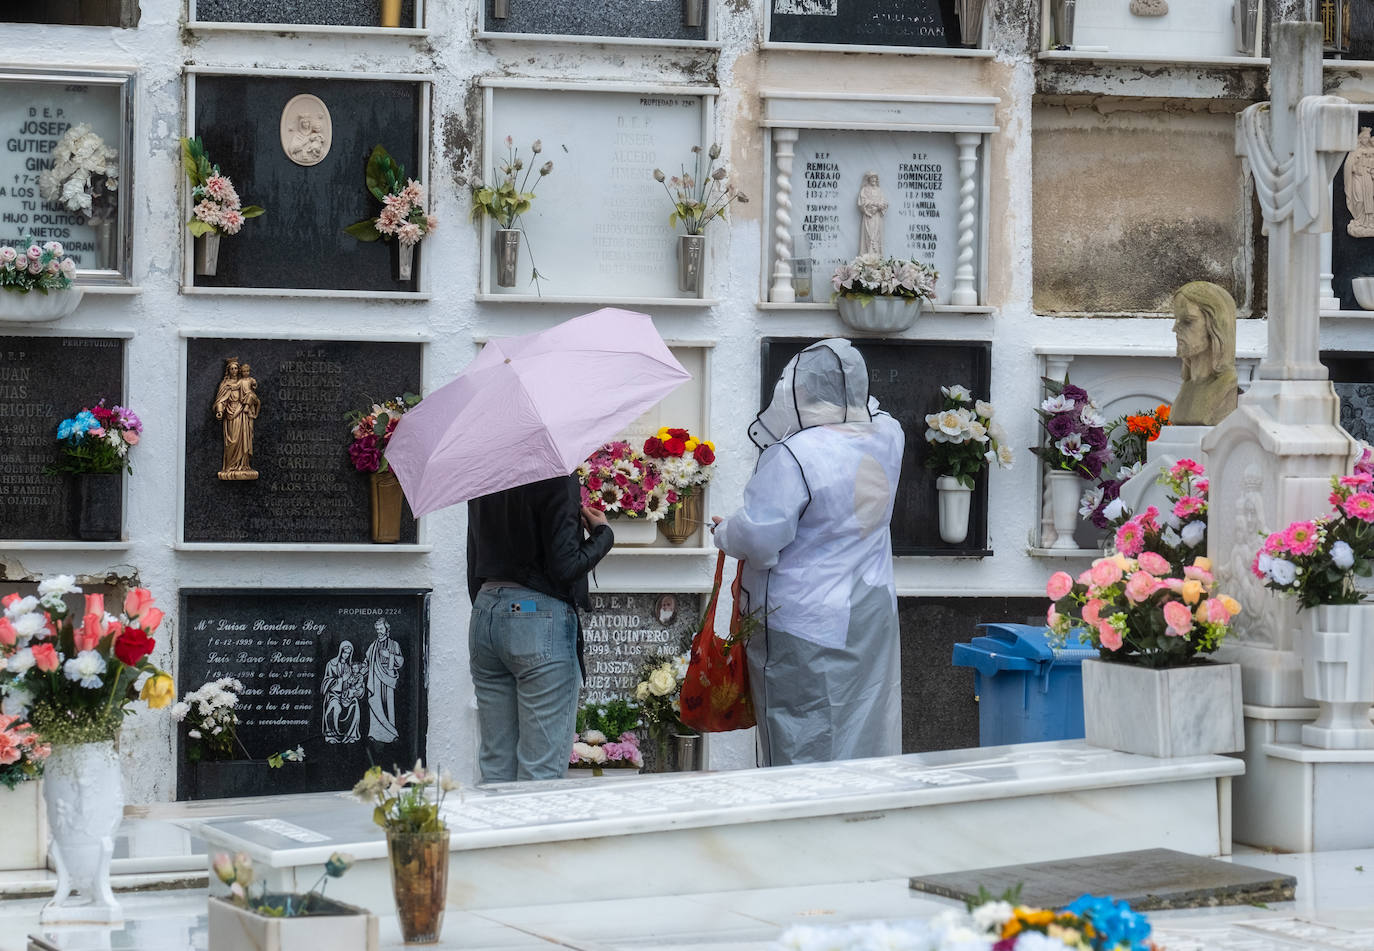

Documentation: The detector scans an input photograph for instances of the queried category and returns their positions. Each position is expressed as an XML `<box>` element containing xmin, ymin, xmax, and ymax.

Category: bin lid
<box><xmin>950</xmin><ymin>622</ymin><xmax>1095</xmax><ymax>678</ymax></box>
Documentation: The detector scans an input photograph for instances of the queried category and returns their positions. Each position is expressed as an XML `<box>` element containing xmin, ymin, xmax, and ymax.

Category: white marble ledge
<box><xmin>1262</xmin><ymin>741</ymin><xmax>1374</xmax><ymax>764</ymax></box>
<box><xmin>188</xmin><ymin>21</ymin><xmax>429</xmax><ymax>37</ymax></box>
<box><xmin>474</xmin><ymin>294</ymin><xmax>719</xmax><ymax>308</ymax></box>
<box><xmin>1027</xmin><ymin>547</ymin><xmax>1100</xmax><ymax>559</ymax></box>
<box><xmin>1242</xmin><ymin>704</ymin><xmax>1324</xmax><ymax>721</ymax></box>
<box><xmin>0</xmin><ymin>541</ymin><xmax>132</xmax><ymax>551</ymax></box>
<box><xmin>188</xmin><ymin>740</ymin><xmax>1243</xmax><ymax>870</ymax></box>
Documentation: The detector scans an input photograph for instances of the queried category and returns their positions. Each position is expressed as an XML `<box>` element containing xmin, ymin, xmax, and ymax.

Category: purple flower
<box><xmin>1060</xmin><ymin>384</ymin><xmax>1089</xmax><ymax>403</ymax></box>
<box><xmin>1046</xmin><ymin>413</ymin><xmax>1077</xmax><ymax>439</ymax></box>
<box><xmin>349</xmin><ymin>434</ymin><xmax>381</xmax><ymax>472</ymax></box>
<box><xmin>1085</xmin><ymin>426</ymin><xmax>1109</xmax><ymax>449</ymax></box>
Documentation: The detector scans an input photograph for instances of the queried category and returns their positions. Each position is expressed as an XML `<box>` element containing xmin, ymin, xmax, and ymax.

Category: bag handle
<box><xmin>695</xmin><ymin>550</ymin><xmax>728</xmax><ymax>645</ymax></box>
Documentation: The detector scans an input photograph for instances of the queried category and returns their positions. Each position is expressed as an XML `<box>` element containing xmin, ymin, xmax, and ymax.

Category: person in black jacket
<box><xmin>467</xmin><ymin>475</ymin><xmax>613</xmax><ymax>782</ymax></box>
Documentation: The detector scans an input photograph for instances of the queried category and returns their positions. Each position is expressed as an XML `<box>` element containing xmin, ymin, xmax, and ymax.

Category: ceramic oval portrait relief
<box><xmin>279</xmin><ymin>95</ymin><xmax>333</xmax><ymax>168</ymax></box>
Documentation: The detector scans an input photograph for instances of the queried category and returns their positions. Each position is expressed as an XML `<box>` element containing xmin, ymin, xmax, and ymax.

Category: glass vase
<box><xmin>387</xmin><ymin>829</ymin><xmax>449</xmax><ymax>944</ymax></box>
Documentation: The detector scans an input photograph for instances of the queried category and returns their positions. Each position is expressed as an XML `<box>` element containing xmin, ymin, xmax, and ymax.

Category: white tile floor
<box><xmin>6</xmin><ymin>847</ymin><xmax>1374</xmax><ymax>950</ymax></box>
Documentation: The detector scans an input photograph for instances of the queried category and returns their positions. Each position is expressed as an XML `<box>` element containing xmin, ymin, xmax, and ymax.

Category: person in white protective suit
<box><xmin>710</xmin><ymin>339</ymin><xmax>904</xmax><ymax>766</ymax></box>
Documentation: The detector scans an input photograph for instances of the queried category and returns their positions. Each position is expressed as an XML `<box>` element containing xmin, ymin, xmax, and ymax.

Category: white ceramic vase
<box><xmin>1045</xmin><ymin>470</ymin><xmax>1083</xmax><ymax>550</ymax></box>
<box><xmin>936</xmin><ymin>475</ymin><xmax>972</xmax><ymax>545</ymax></box>
<box><xmin>41</xmin><ymin>741</ymin><xmax>123</xmax><ymax>924</ymax></box>
<box><xmin>1298</xmin><ymin>603</ymin><xmax>1374</xmax><ymax>749</ymax></box>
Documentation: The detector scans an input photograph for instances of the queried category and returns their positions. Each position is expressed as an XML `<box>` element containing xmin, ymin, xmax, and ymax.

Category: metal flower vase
<box><xmin>73</xmin><ymin>472</ymin><xmax>122</xmax><ymax>541</ymax></box>
<box><xmin>495</xmin><ymin>229</ymin><xmax>520</xmax><ymax>287</ymax></box>
<box><xmin>936</xmin><ymin>475</ymin><xmax>972</xmax><ymax>545</ymax></box>
<box><xmin>674</xmin><ymin>733</ymin><xmax>703</xmax><ymax>771</ymax></box>
<box><xmin>492</xmin><ymin>0</ymin><xmax>509</xmax><ymax>18</ymax></box>
<box><xmin>659</xmin><ymin>492</ymin><xmax>701</xmax><ymax>545</ymax></box>
<box><xmin>1045</xmin><ymin>469</ymin><xmax>1083</xmax><ymax>550</ymax></box>
<box><xmin>678</xmin><ymin>234</ymin><xmax>706</xmax><ymax>296</ymax></box>
<box><xmin>41</xmin><ymin>741</ymin><xmax>123</xmax><ymax>925</ymax></box>
<box><xmin>387</xmin><ymin>829</ymin><xmax>449</xmax><ymax>944</ymax></box>
<box><xmin>1051</xmin><ymin>0</ymin><xmax>1075</xmax><ymax>47</ymax></box>
<box><xmin>683</xmin><ymin>0</ymin><xmax>703</xmax><ymax>27</ymax></box>
<box><xmin>370</xmin><ymin>469</ymin><xmax>404</xmax><ymax>543</ymax></box>
<box><xmin>380</xmin><ymin>0</ymin><xmax>402</xmax><ymax>26</ymax></box>
<box><xmin>392</xmin><ymin>241</ymin><xmax>415</xmax><ymax>282</ymax></box>
<box><xmin>195</xmin><ymin>232</ymin><xmax>220</xmax><ymax>277</ymax></box>
<box><xmin>1298</xmin><ymin>603</ymin><xmax>1374</xmax><ymax>749</ymax></box>
<box><xmin>93</xmin><ymin>220</ymin><xmax>116</xmax><ymax>271</ymax></box>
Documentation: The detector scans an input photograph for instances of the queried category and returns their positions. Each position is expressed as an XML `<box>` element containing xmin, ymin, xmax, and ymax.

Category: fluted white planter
<box><xmin>0</xmin><ymin>288</ymin><xmax>83</xmax><ymax>322</ymax></box>
<box><xmin>1045</xmin><ymin>470</ymin><xmax>1084</xmax><ymax>551</ymax></box>
<box><xmin>835</xmin><ymin>296</ymin><xmax>922</xmax><ymax>334</ymax></box>
<box><xmin>1299</xmin><ymin>603</ymin><xmax>1374</xmax><ymax>749</ymax></box>
<box><xmin>936</xmin><ymin>475</ymin><xmax>972</xmax><ymax>545</ymax></box>
<box><xmin>41</xmin><ymin>742</ymin><xmax>123</xmax><ymax>924</ymax></box>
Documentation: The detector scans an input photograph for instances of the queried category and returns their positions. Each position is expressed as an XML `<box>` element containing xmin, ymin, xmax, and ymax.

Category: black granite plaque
<box><xmin>761</xmin><ymin>338</ymin><xmax>993</xmax><ymax>556</ymax></box>
<box><xmin>483</xmin><ymin>0</ymin><xmax>707</xmax><ymax>41</ymax></box>
<box><xmin>768</xmin><ymin>0</ymin><xmax>960</xmax><ymax>48</ymax></box>
<box><xmin>177</xmin><ymin>588</ymin><xmax>429</xmax><ymax>800</ymax></box>
<box><xmin>192</xmin><ymin>75</ymin><xmax>423</xmax><ymax>292</ymax></box>
<box><xmin>183</xmin><ymin>337</ymin><xmax>421</xmax><ymax>544</ymax></box>
<box><xmin>0</xmin><ymin>336</ymin><xmax>123</xmax><ymax>540</ymax></box>
<box><xmin>580</xmin><ymin>591</ymin><xmax>701</xmax><ymax>705</ymax></box>
<box><xmin>1330</xmin><ymin>111</ymin><xmax>1374</xmax><ymax>312</ymax></box>
<box><xmin>898</xmin><ymin>596</ymin><xmax>1045</xmax><ymax>754</ymax></box>
<box><xmin>1323</xmin><ymin>351</ymin><xmax>1374</xmax><ymax>443</ymax></box>
<box><xmin>194</xmin><ymin>0</ymin><xmax>415</xmax><ymax>27</ymax></box>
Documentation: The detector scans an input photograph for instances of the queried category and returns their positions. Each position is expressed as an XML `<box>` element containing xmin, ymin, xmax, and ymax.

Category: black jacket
<box><xmin>466</xmin><ymin>475</ymin><xmax>613</xmax><ymax>608</ymax></box>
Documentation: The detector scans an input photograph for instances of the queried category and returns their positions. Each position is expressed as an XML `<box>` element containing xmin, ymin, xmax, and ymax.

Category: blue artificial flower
<box><xmin>56</xmin><ymin>418</ymin><xmax>77</xmax><ymax>441</ymax></box>
<box><xmin>1064</xmin><ymin>894</ymin><xmax>1152</xmax><ymax>950</ymax></box>
<box><xmin>74</xmin><ymin>410</ymin><xmax>98</xmax><ymax>432</ymax></box>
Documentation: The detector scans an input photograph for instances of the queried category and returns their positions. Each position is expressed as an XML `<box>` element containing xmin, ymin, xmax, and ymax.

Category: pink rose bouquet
<box><xmin>1252</xmin><ymin>444</ymin><xmax>1374</xmax><ymax>609</ymax></box>
<box><xmin>346</xmin><ymin>392</ymin><xmax>421</xmax><ymax>474</ymax></box>
<box><xmin>1045</xmin><ymin>552</ymin><xmax>1240</xmax><ymax>668</ymax></box>
<box><xmin>576</xmin><ymin>441</ymin><xmax>673</xmax><ymax>522</ymax></box>
<box><xmin>182</xmin><ymin>137</ymin><xmax>264</xmax><ymax>238</ymax></box>
<box><xmin>0</xmin><ymin>239</ymin><xmax>77</xmax><ymax>295</ymax></box>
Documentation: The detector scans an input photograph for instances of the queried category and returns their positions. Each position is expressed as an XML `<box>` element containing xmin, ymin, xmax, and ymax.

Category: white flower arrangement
<box><xmin>172</xmin><ymin>677</ymin><xmax>245</xmax><ymax>762</ymax></box>
<box><xmin>39</xmin><ymin>124</ymin><xmax>119</xmax><ymax>223</ymax></box>
<box><xmin>831</xmin><ymin>252</ymin><xmax>937</xmax><ymax>303</ymax></box>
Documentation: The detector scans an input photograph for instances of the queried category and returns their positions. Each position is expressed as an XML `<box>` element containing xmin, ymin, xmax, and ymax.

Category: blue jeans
<box><xmin>469</xmin><ymin>584</ymin><xmax>580</xmax><ymax>783</ymax></box>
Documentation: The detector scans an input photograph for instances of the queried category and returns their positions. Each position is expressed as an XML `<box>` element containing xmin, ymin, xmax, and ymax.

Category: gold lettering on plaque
<box><xmin>214</xmin><ymin>357</ymin><xmax>260</xmax><ymax>481</ymax></box>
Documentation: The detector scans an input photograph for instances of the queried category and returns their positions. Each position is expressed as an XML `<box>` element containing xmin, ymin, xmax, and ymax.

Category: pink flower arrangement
<box><xmin>0</xmin><ymin>239</ymin><xmax>75</xmax><ymax>295</ymax></box>
<box><xmin>182</xmin><ymin>138</ymin><xmax>264</xmax><ymax>238</ymax></box>
<box><xmin>569</xmin><ymin>730</ymin><xmax>643</xmax><ymax>775</ymax></box>
<box><xmin>1110</xmin><ymin>458</ymin><xmax>1210</xmax><ymax>572</ymax></box>
<box><xmin>0</xmin><ymin>712</ymin><xmax>48</xmax><ymax>790</ymax></box>
<box><xmin>1045</xmin><ymin>552</ymin><xmax>1240</xmax><ymax>668</ymax></box>
<box><xmin>346</xmin><ymin>145</ymin><xmax>436</xmax><ymax>248</ymax></box>
<box><xmin>576</xmin><ymin>441</ymin><xmax>674</xmax><ymax>522</ymax></box>
<box><xmin>346</xmin><ymin>393</ymin><xmax>421</xmax><ymax>474</ymax></box>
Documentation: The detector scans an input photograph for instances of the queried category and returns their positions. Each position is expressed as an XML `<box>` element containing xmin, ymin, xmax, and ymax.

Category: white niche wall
<box><xmin>759</xmin><ymin>91</ymin><xmax>997</xmax><ymax>313</ymax></box>
<box><xmin>477</xmin><ymin>80</ymin><xmax>719</xmax><ymax>306</ymax></box>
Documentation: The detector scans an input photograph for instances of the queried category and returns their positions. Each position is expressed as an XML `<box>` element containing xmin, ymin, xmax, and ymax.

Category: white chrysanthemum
<box><xmin>63</xmin><ymin>650</ymin><xmax>106</xmax><ymax>688</ymax></box>
<box><xmin>12</xmin><ymin>613</ymin><xmax>47</xmax><ymax>642</ymax></box>
<box><xmin>7</xmin><ymin>649</ymin><xmax>35</xmax><ymax>676</ymax></box>
<box><xmin>2</xmin><ymin>685</ymin><xmax>32</xmax><ymax>718</ymax></box>
<box><xmin>37</xmin><ymin>575</ymin><xmax>81</xmax><ymax>597</ymax></box>
<box><xmin>582</xmin><ymin>729</ymin><xmax>607</xmax><ymax>745</ymax></box>
<box><xmin>4</xmin><ymin>596</ymin><xmax>40</xmax><ymax>620</ymax></box>
<box><xmin>1182</xmin><ymin>520</ymin><xmax>1207</xmax><ymax>547</ymax></box>
<box><xmin>170</xmin><ymin>701</ymin><xmax>190</xmax><ymax>721</ymax></box>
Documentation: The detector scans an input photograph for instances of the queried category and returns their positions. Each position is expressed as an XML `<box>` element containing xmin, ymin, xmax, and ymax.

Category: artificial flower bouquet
<box><xmin>0</xmin><ymin>712</ymin><xmax>48</xmax><ymax>790</ymax></box>
<box><xmin>172</xmin><ymin>677</ymin><xmax>249</xmax><ymax>763</ymax></box>
<box><xmin>577</xmin><ymin>441</ymin><xmax>673</xmax><ymax>522</ymax></box>
<box><xmin>831</xmin><ymin>253</ymin><xmax>937</xmax><ymax>304</ymax></box>
<box><xmin>1252</xmin><ymin>447</ymin><xmax>1374</xmax><ymax>609</ymax></box>
<box><xmin>0</xmin><ymin>578</ymin><xmax>173</xmax><ymax>746</ymax></box>
<box><xmin>346</xmin><ymin>145</ymin><xmax>437</xmax><ymax>247</ymax></box>
<box><xmin>642</xmin><ymin>427</ymin><xmax>715</xmax><ymax>512</ymax></box>
<box><xmin>213</xmin><ymin>849</ymin><xmax>355</xmax><ymax>917</ymax></box>
<box><xmin>924</xmin><ymin>383</ymin><xmax>1013</xmax><ymax>489</ymax></box>
<box><xmin>1031</xmin><ymin>377</ymin><xmax>1110</xmax><ymax>482</ymax></box>
<box><xmin>354</xmin><ymin>759</ymin><xmax>458</xmax><ymax>834</ymax></box>
<box><xmin>652</xmin><ymin>143</ymin><xmax>748</xmax><ymax>235</ymax></box>
<box><xmin>571</xmin><ymin>698</ymin><xmax>644</xmax><ymax>773</ymax></box>
<box><xmin>181</xmin><ymin>137</ymin><xmax>264</xmax><ymax>239</ymax></box>
<box><xmin>633</xmin><ymin>651</ymin><xmax>691</xmax><ymax>738</ymax></box>
<box><xmin>45</xmin><ymin>401</ymin><xmax>141</xmax><ymax>476</ymax></box>
<box><xmin>1081</xmin><ymin>404</ymin><xmax>1171</xmax><ymax>528</ymax></box>
<box><xmin>0</xmin><ymin>241</ymin><xmax>77</xmax><ymax>295</ymax></box>
<box><xmin>470</xmin><ymin>136</ymin><xmax>553</xmax><ymax>230</ymax></box>
<box><xmin>346</xmin><ymin>392</ymin><xmax>422</xmax><ymax>474</ymax></box>
<box><xmin>1108</xmin><ymin>459</ymin><xmax>1209</xmax><ymax>573</ymax></box>
<box><xmin>39</xmin><ymin>124</ymin><xmax>118</xmax><ymax>224</ymax></box>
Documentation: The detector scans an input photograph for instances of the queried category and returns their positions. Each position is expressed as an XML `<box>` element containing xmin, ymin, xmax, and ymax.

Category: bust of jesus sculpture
<box><xmin>1170</xmin><ymin>281</ymin><xmax>1238</xmax><ymax>426</ymax></box>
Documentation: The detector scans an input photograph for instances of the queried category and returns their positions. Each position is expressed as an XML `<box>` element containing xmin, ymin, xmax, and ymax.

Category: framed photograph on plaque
<box><xmin>478</xmin><ymin>80</ymin><xmax>717</xmax><ymax>304</ymax></box>
<box><xmin>187</xmin><ymin>0</ymin><xmax>426</xmax><ymax>33</ymax></box>
<box><xmin>0</xmin><ymin>68</ymin><xmax>135</xmax><ymax>285</ymax></box>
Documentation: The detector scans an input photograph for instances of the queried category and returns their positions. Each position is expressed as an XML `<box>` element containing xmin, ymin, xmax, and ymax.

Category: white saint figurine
<box><xmin>857</xmin><ymin>171</ymin><xmax>887</xmax><ymax>256</ymax></box>
<box><xmin>1346</xmin><ymin>127</ymin><xmax>1374</xmax><ymax>238</ymax></box>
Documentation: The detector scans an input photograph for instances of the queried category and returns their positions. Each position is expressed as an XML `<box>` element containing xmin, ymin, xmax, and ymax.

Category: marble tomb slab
<box><xmin>908</xmin><ymin>848</ymin><xmax>1296</xmax><ymax>910</ymax></box>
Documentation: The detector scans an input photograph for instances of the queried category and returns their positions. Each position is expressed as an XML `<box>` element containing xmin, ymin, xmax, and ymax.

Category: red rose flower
<box><xmin>114</xmin><ymin>629</ymin><xmax>156</xmax><ymax>666</ymax></box>
<box><xmin>693</xmin><ymin>443</ymin><xmax>715</xmax><ymax>465</ymax></box>
<box><xmin>663</xmin><ymin>437</ymin><xmax>687</xmax><ymax>457</ymax></box>
<box><xmin>643</xmin><ymin>436</ymin><xmax>664</xmax><ymax>458</ymax></box>
<box><xmin>667</xmin><ymin>428</ymin><xmax>690</xmax><ymax>440</ymax></box>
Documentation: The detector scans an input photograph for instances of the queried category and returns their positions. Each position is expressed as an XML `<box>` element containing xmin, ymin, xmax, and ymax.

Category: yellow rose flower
<box><xmin>140</xmin><ymin>673</ymin><xmax>175</xmax><ymax>709</ymax></box>
<box><xmin>1181</xmin><ymin>579</ymin><xmax>1204</xmax><ymax>605</ymax></box>
<box><xmin>1194</xmin><ymin>556</ymin><xmax>1212</xmax><ymax>572</ymax></box>
<box><xmin>1219</xmin><ymin>594</ymin><xmax>1241</xmax><ymax>616</ymax></box>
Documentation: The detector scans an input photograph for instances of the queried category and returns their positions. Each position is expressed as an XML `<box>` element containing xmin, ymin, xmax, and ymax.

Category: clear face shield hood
<box><xmin>749</xmin><ymin>339</ymin><xmax>873</xmax><ymax>450</ymax></box>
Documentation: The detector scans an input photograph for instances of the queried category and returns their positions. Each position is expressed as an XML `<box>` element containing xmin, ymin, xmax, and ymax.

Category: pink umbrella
<box><xmin>385</xmin><ymin>308</ymin><xmax>691</xmax><ymax>517</ymax></box>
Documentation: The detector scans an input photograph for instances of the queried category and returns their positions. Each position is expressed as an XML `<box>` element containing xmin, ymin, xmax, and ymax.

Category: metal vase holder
<box><xmin>673</xmin><ymin>733</ymin><xmax>703</xmax><ymax>771</ymax></box>
<box><xmin>392</xmin><ymin>240</ymin><xmax>415</xmax><ymax>282</ymax></box>
<box><xmin>194</xmin><ymin>232</ymin><xmax>220</xmax><ymax>277</ymax></box>
<box><xmin>1233</xmin><ymin>0</ymin><xmax>1260</xmax><ymax>55</ymax></box>
<box><xmin>492</xmin><ymin>0</ymin><xmax>509</xmax><ymax>19</ymax></box>
<box><xmin>495</xmin><ymin>229</ymin><xmax>521</xmax><ymax>287</ymax></box>
<box><xmin>678</xmin><ymin>234</ymin><xmax>706</xmax><ymax>296</ymax></box>
<box><xmin>1051</xmin><ymin>0</ymin><xmax>1075</xmax><ymax>48</ymax></box>
<box><xmin>683</xmin><ymin>0</ymin><xmax>702</xmax><ymax>28</ymax></box>
<box><xmin>93</xmin><ymin>219</ymin><xmax>116</xmax><ymax>271</ymax></box>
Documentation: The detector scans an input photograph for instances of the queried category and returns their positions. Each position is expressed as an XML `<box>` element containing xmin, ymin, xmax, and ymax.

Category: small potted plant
<box><xmin>181</xmin><ymin>137</ymin><xmax>264</xmax><ymax>278</ymax></box>
<box><xmin>471</xmin><ymin>136</ymin><xmax>552</xmax><ymax>290</ymax></box>
<box><xmin>44</xmin><ymin>401</ymin><xmax>141</xmax><ymax>541</ymax></box>
<box><xmin>576</xmin><ymin>441</ymin><xmax>672</xmax><ymax>545</ymax></box>
<box><xmin>632</xmin><ymin>652</ymin><xmax>699</xmax><ymax>770</ymax></box>
<box><xmin>347</xmin><ymin>393</ymin><xmax>422</xmax><ymax>543</ymax></box>
<box><xmin>652</xmin><ymin>144</ymin><xmax>748</xmax><ymax>297</ymax></box>
<box><xmin>642</xmin><ymin>427</ymin><xmax>715</xmax><ymax>544</ymax></box>
<box><xmin>209</xmin><ymin>850</ymin><xmax>375</xmax><ymax>951</ymax></box>
<box><xmin>830</xmin><ymin>254</ymin><xmax>937</xmax><ymax>333</ymax></box>
<box><xmin>354</xmin><ymin>761</ymin><xmax>458</xmax><ymax>944</ymax></box>
<box><xmin>1030</xmin><ymin>377</ymin><xmax>1109</xmax><ymax>551</ymax></box>
<box><xmin>346</xmin><ymin>145</ymin><xmax>436</xmax><ymax>283</ymax></box>
<box><xmin>923</xmin><ymin>384</ymin><xmax>1012</xmax><ymax>545</ymax></box>
<box><xmin>39</xmin><ymin>124</ymin><xmax>119</xmax><ymax>270</ymax></box>
<box><xmin>570</xmin><ymin>699</ymin><xmax>644</xmax><ymax>775</ymax></box>
<box><xmin>0</xmin><ymin>239</ymin><xmax>81</xmax><ymax>322</ymax></box>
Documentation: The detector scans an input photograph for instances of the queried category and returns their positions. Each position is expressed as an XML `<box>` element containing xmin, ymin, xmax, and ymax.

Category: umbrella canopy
<box><xmin>385</xmin><ymin>308</ymin><xmax>691</xmax><ymax>517</ymax></box>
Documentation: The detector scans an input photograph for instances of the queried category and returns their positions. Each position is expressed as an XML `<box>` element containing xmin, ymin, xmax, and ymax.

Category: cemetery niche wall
<box><xmin>761</xmin><ymin>337</ymin><xmax>992</xmax><ymax>556</ymax></box>
<box><xmin>0</xmin><ymin>335</ymin><xmax>125</xmax><ymax>541</ymax></box>
<box><xmin>0</xmin><ymin>69</ymin><xmax>134</xmax><ymax>282</ymax></box>
<box><xmin>1331</xmin><ymin>110</ymin><xmax>1374</xmax><ymax>313</ymax></box>
<box><xmin>1323</xmin><ymin>351</ymin><xmax>1374</xmax><ymax>444</ymax></box>
<box><xmin>181</xmin><ymin>337</ymin><xmax>422</xmax><ymax>545</ymax></box>
<box><xmin>189</xmin><ymin>0</ymin><xmax>419</xmax><ymax>29</ymax></box>
<box><xmin>176</xmin><ymin>588</ymin><xmax>429</xmax><ymax>800</ymax></box>
<box><xmin>480</xmin><ymin>0</ymin><xmax>710</xmax><ymax>44</ymax></box>
<box><xmin>187</xmin><ymin>71</ymin><xmax>427</xmax><ymax>294</ymax></box>
<box><xmin>765</xmin><ymin>0</ymin><xmax>961</xmax><ymax>49</ymax></box>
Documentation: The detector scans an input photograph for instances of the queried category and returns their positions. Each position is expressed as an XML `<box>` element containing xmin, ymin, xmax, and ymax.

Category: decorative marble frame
<box><xmin>757</xmin><ymin>91</ymin><xmax>997</xmax><ymax>313</ymax></box>
<box><xmin>0</xmin><ymin>67</ymin><xmax>137</xmax><ymax>287</ymax></box>
<box><xmin>173</xmin><ymin>329</ymin><xmax>433</xmax><ymax>552</ymax></box>
<box><xmin>476</xmin><ymin>0</ymin><xmax>720</xmax><ymax>49</ymax></box>
<box><xmin>476</xmin><ymin>79</ymin><xmax>720</xmax><ymax>307</ymax></box>
<box><xmin>185</xmin><ymin>0</ymin><xmax>428</xmax><ymax>36</ymax></box>
<box><xmin>181</xmin><ymin>66</ymin><xmax>433</xmax><ymax>300</ymax></box>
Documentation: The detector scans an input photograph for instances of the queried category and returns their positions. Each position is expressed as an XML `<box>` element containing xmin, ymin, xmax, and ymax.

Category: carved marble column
<box><xmin>950</xmin><ymin>132</ymin><xmax>981</xmax><ymax>307</ymax></box>
<box><xmin>1321</xmin><ymin>182</ymin><xmax>1340</xmax><ymax>311</ymax></box>
<box><xmin>1039</xmin><ymin>354</ymin><xmax>1075</xmax><ymax>548</ymax></box>
<box><xmin>769</xmin><ymin>128</ymin><xmax>800</xmax><ymax>304</ymax></box>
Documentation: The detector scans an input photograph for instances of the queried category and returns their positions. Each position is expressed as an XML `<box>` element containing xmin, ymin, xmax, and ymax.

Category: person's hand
<box><xmin>710</xmin><ymin>515</ymin><xmax>724</xmax><ymax>535</ymax></box>
<box><xmin>581</xmin><ymin>506</ymin><xmax>608</xmax><ymax>531</ymax></box>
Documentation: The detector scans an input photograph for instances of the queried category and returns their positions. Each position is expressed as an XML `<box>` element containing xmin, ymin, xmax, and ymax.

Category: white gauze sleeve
<box><xmin>713</xmin><ymin>444</ymin><xmax>808</xmax><ymax>570</ymax></box>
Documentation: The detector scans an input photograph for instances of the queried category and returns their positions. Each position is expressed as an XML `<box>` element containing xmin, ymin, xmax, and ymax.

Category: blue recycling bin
<box><xmin>951</xmin><ymin>622</ymin><xmax>1095</xmax><ymax>746</ymax></box>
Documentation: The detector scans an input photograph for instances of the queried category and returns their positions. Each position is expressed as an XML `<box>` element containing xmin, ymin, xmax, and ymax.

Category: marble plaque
<box><xmin>193</xmin><ymin>0</ymin><xmax>417</xmax><ymax>27</ymax></box>
<box><xmin>0</xmin><ymin>75</ymin><xmax>126</xmax><ymax>273</ymax></box>
<box><xmin>486</xmin><ymin>88</ymin><xmax>705</xmax><ymax>299</ymax></box>
<box><xmin>182</xmin><ymin>337</ymin><xmax>421</xmax><ymax>544</ymax></box>
<box><xmin>0</xmin><ymin>336</ymin><xmax>123</xmax><ymax>540</ymax></box>
<box><xmin>761</xmin><ymin>338</ymin><xmax>993</xmax><ymax>555</ymax></box>
<box><xmin>192</xmin><ymin>74</ymin><xmax>423</xmax><ymax>292</ymax></box>
<box><xmin>482</xmin><ymin>0</ymin><xmax>708</xmax><ymax>42</ymax></box>
<box><xmin>580</xmin><ymin>591</ymin><xmax>701</xmax><ymax>704</ymax></box>
<box><xmin>790</xmin><ymin>131</ymin><xmax>963</xmax><ymax>305</ymax></box>
<box><xmin>768</xmin><ymin>0</ymin><xmax>957</xmax><ymax>48</ymax></box>
<box><xmin>176</xmin><ymin>588</ymin><xmax>429</xmax><ymax>800</ymax></box>
<box><xmin>1331</xmin><ymin>111</ymin><xmax>1374</xmax><ymax>312</ymax></box>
